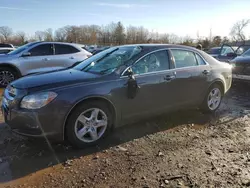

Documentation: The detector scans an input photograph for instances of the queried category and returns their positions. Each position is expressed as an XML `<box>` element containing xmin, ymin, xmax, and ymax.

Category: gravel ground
<box><xmin>0</xmin><ymin>83</ymin><xmax>250</xmax><ymax>188</ymax></box>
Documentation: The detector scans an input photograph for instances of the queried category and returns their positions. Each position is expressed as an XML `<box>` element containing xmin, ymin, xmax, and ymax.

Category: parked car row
<box><xmin>207</xmin><ymin>44</ymin><xmax>250</xmax><ymax>83</ymax></box>
<box><xmin>1</xmin><ymin>44</ymin><xmax>232</xmax><ymax>148</ymax></box>
<box><xmin>0</xmin><ymin>43</ymin><xmax>15</xmax><ymax>54</ymax></box>
<box><xmin>0</xmin><ymin>42</ymin><xmax>92</xmax><ymax>87</ymax></box>
<box><xmin>208</xmin><ymin>44</ymin><xmax>250</xmax><ymax>62</ymax></box>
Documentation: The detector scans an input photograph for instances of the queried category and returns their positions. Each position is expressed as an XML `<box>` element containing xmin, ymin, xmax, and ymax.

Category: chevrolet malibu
<box><xmin>1</xmin><ymin>44</ymin><xmax>232</xmax><ymax>148</ymax></box>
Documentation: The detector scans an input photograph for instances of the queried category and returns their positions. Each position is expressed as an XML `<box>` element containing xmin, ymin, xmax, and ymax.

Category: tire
<box><xmin>66</xmin><ymin>101</ymin><xmax>113</xmax><ymax>149</ymax></box>
<box><xmin>0</xmin><ymin>67</ymin><xmax>19</xmax><ymax>87</ymax></box>
<box><xmin>201</xmin><ymin>84</ymin><xmax>223</xmax><ymax>113</ymax></box>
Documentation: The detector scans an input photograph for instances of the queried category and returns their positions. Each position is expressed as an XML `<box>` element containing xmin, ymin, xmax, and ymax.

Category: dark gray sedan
<box><xmin>1</xmin><ymin>44</ymin><xmax>232</xmax><ymax>148</ymax></box>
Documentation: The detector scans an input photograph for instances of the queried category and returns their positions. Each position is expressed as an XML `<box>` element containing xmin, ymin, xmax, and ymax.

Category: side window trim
<box><xmin>121</xmin><ymin>48</ymin><xmax>170</xmax><ymax>77</ymax></box>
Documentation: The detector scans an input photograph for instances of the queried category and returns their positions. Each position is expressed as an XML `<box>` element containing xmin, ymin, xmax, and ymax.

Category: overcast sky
<box><xmin>1</xmin><ymin>0</ymin><xmax>250</xmax><ymax>39</ymax></box>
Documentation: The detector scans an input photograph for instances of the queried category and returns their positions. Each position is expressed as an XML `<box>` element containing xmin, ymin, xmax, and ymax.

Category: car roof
<box><xmin>117</xmin><ymin>44</ymin><xmax>198</xmax><ymax>51</ymax></box>
<box><xmin>31</xmin><ymin>41</ymin><xmax>84</xmax><ymax>46</ymax></box>
<box><xmin>28</xmin><ymin>41</ymin><xmax>87</xmax><ymax>51</ymax></box>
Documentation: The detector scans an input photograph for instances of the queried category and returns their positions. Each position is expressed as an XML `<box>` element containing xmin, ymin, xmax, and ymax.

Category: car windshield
<box><xmin>74</xmin><ymin>46</ymin><xmax>142</xmax><ymax>74</ymax></box>
<box><xmin>8</xmin><ymin>42</ymin><xmax>38</xmax><ymax>55</ymax></box>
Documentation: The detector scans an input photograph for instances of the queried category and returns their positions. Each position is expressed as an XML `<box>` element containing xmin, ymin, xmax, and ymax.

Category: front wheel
<box><xmin>0</xmin><ymin>67</ymin><xmax>18</xmax><ymax>87</ymax></box>
<box><xmin>66</xmin><ymin>101</ymin><xmax>112</xmax><ymax>148</ymax></box>
<box><xmin>201</xmin><ymin>84</ymin><xmax>223</xmax><ymax>113</ymax></box>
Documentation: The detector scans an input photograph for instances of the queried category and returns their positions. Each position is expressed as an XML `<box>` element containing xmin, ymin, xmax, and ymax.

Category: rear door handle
<box><xmin>202</xmin><ymin>70</ymin><xmax>210</xmax><ymax>75</ymax></box>
<box><xmin>70</xmin><ymin>57</ymin><xmax>75</xmax><ymax>59</ymax></box>
<box><xmin>164</xmin><ymin>75</ymin><xmax>176</xmax><ymax>81</ymax></box>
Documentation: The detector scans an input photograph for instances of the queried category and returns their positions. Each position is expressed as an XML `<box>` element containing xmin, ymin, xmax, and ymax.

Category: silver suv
<box><xmin>0</xmin><ymin>42</ymin><xmax>92</xmax><ymax>86</ymax></box>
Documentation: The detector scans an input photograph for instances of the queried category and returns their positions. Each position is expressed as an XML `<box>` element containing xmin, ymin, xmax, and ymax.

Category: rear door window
<box><xmin>55</xmin><ymin>44</ymin><xmax>80</xmax><ymax>55</ymax></box>
<box><xmin>171</xmin><ymin>49</ymin><xmax>198</xmax><ymax>68</ymax></box>
<box><xmin>28</xmin><ymin>44</ymin><xmax>53</xmax><ymax>56</ymax></box>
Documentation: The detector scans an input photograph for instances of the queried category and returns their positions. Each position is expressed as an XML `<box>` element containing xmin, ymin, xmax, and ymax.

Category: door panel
<box><xmin>120</xmin><ymin>70</ymin><xmax>178</xmax><ymax>120</ymax></box>
<box><xmin>52</xmin><ymin>44</ymin><xmax>82</xmax><ymax>69</ymax></box>
<box><xmin>18</xmin><ymin>44</ymin><xmax>54</xmax><ymax>75</ymax></box>
<box><xmin>119</xmin><ymin>50</ymin><xmax>177</xmax><ymax>120</ymax></box>
<box><xmin>170</xmin><ymin>49</ymin><xmax>210</xmax><ymax>106</ymax></box>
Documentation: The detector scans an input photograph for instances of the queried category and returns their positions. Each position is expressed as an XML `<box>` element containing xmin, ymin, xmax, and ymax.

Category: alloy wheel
<box><xmin>0</xmin><ymin>70</ymin><xmax>15</xmax><ymax>86</ymax></box>
<box><xmin>74</xmin><ymin>108</ymin><xmax>108</xmax><ymax>143</ymax></box>
<box><xmin>207</xmin><ymin>88</ymin><xmax>221</xmax><ymax>111</ymax></box>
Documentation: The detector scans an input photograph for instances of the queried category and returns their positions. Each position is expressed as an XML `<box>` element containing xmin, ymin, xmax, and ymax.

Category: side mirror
<box><xmin>126</xmin><ymin>67</ymin><xmax>139</xmax><ymax>99</ymax></box>
<box><xmin>226</xmin><ymin>52</ymin><xmax>237</xmax><ymax>58</ymax></box>
<box><xmin>126</xmin><ymin>67</ymin><xmax>134</xmax><ymax>78</ymax></box>
<box><xmin>21</xmin><ymin>52</ymin><xmax>31</xmax><ymax>57</ymax></box>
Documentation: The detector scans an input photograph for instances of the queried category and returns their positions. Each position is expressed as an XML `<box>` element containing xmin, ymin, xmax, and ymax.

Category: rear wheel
<box><xmin>201</xmin><ymin>84</ymin><xmax>223</xmax><ymax>113</ymax></box>
<box><xmin>0</xmin><ymin>67</ymin><xmax>19</xmax><ymax>87</ymax></box>
<box><xmin>66</xmin><ymin>101</ymin><xmax>112</xmax><ymax>148</ymax></box>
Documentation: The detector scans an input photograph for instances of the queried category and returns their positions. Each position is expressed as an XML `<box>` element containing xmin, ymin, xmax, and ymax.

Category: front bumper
<box><xmin>1</xmin><ymin>97</ymin><xmax>66</xmax><ymax>142</ymax></box>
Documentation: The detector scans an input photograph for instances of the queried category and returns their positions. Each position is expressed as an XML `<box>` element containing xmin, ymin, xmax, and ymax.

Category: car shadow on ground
<box><xmin>0</xmin><ymin>82</ymin><xmax>249</xmax><ymax>184</ymax></box>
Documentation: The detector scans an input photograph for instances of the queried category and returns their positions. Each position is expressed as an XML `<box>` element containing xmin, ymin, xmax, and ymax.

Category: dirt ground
<box><xmin>0</xmin><ymin>83</ymin><xmax>250</xmax><ymax>188</ymax></box>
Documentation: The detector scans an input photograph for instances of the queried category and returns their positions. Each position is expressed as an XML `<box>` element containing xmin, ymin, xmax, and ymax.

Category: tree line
<box><xmin>0</xmin><ymin>19</ymin><xmax>249</xmax><ymax>49</ymax></box>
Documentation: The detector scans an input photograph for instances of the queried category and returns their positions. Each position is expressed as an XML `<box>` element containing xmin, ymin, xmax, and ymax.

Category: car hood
<box><xmin>11</xmin><ymin>69</ymin><xmax>101</xmax><ymax>89</ymax></box>
<box><xmin>0</xmin><ymin>54</ymin><xmax>16</xmax><ymax>60</ymax></box>
<box><xmin>232</xmin><ymin>56</ymin><xmax>250</xmax><ymax>63</ymax></box>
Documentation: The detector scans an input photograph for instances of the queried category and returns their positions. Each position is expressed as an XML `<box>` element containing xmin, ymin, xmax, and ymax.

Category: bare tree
<box><xmin>44</xmin><ymin>28</ymin><xmax>53</xmax><ymax>41</ymax></box>
<box><xmin>181</xmin><ymin>35</ymin><xmax>194</xmax><ymax>46</ymax></box>
<box><xmin>230</xmin><ymin>19</ymin><xmax>250</xmax><ymax>42</ymax></box>
<box><xmin>35</xmin><ymin>31</ymin><xmax>45</xmax><ymax>41</ymax></box>
<box><xmin>159</xmin><ymin>34</ymin><xmax>170</xmax><ymax>44</ymax></box>
<box><xmin>168</xmin><ymin>33</ymin><xmax>180</xmax><ymax>44</ymax></box>
<box><xmin>114</xmin><ymin>22</ymin><xmax>125</xmax><ymax>45</ymax></box>
<box><xmin>221</xmin><ymin>36</ymin><xmax>230</xmax><ymax>44</ymax></box>
<box><xmin>16</xmin><ymin>31</ymin><xmax>26</xmax><ymax>44</ymax></box>
<box><xmin>136</xmin><ymin>26</ymin><xmax>149</xmax><ymax>43</ymax></box>
<box><xmin>0</xmin><ymin>26</ymin><xmax>13</xmax><ymax>42</ymax></box>
<box><xmin>201</xmin><ymin>38</ymin><xmax>210</xmax><ymax>49</ymax></box>
<box><xmin>212</xmin><ymin>36</ymin><xmax>222</xmax><ymax>46</ymax></box>
<box><xmin>126</xmin><ymin>26</ymin><xmax>137</xmax><ymax>44</ymax></box>
<box><xmin>54</xmin><ymin>27</ymin><xmax>67</xmax><ymax>42</ymax></box>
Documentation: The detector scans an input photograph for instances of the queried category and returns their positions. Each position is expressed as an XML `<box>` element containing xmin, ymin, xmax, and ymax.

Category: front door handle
<box><xmin>70</xmin><ymin>56</ymin><xmax>75</xmax><ymax>59</ymax></box>
<box><xmin>43</xmin><ymin>58</ymin><xmax>50</xmax><ymax>61</ymax></box>
<box><xmin>202</xmin><ymin>70</ymin><xmax>210</xmax><ymax>75</ymax></box>
<box><xmin>164</xmin><ymin>75</ymin><xmax>176</xmax><ymax>81</ymax></box>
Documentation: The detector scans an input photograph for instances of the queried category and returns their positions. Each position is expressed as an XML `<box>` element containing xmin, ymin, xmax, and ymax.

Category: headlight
<box><xmin>20</xmin><ymin>92</ymin><xmax>57</xmax><ymax>109</ymax></box>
